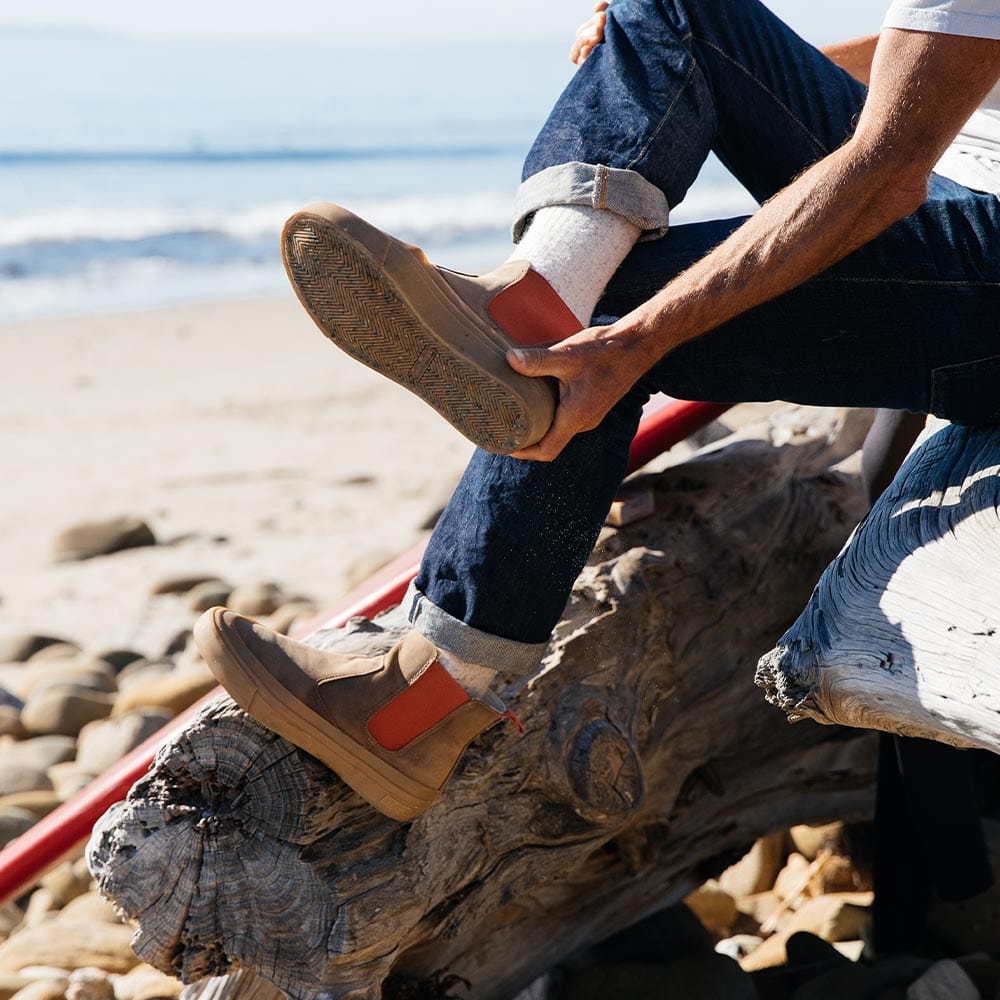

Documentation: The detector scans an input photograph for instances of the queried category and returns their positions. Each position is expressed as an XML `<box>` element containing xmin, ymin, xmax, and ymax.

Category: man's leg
<box><xmin>858</xmin><ymin>411</ymin><xmax>995</xmax><ymax>950</ymax></box>
<box><xmin>861</xmin><ymin>410</ymin><xmax>928</xmax><ymax>508</ymax></box>
<box><xmin>413</xmin><ymin>0</ymin><xmax>874</xmax><ymax>657</ymax></box>
<box><xmin>411</xmin><ymin>384</ymin><xmax>648</xmax><ymax>656</ymax></box>
<box><xmin>499</xmin><ymin>0</ymin><xmax>869</xmax><ymax>348</ymax></box>
<box><xmin>516</xmin><ymin>0</ymin><xmax>867</xmax><ymax>242</ymax></box>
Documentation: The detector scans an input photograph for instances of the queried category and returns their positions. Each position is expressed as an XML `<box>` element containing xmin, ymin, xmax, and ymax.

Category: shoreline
<box><xmin>0</xmin><ymin>294</ymin><xmax>474</xmax><ymax>655</ymax></box>
<box><xmin>0</xmin><ymin>291</ymin><xmax>291</xmax><ymax>329</ymax></box>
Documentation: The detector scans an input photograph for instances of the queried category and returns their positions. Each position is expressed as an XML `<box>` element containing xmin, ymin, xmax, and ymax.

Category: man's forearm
<box><xmin>612</xmin><ymin>137</ymin><xmax>923</xmax><ymax>365</ymax></box>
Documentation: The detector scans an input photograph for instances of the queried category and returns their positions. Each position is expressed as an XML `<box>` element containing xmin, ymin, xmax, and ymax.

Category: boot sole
<box><xmin>281</xmin><ymin>203</ymin><xmax>555</xmax><ymax>454</ymax></box>
<box><xmin>195</xmin><ymin>608</ymin><xmax>438</xmax><ymax>822</ymax></box>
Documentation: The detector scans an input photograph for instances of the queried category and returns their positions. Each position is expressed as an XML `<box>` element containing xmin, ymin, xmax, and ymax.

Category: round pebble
<box><xmin>112</xmin><ymin>965</ymin><xmax>183</xmax><ymax>1000</ymax></box>
<box><xmin>114</xmin><ymin>662</ymin><xmax>172</xmax><ymax>695</ymax></box>
<box><xmin>0</xmin><ymin>807</ymin><xmax>36</xmax><ymax>849</ymax></box>
<box><xmin>0</xmin><ymin>765</ymin><xmax>51</xmax><ymax>799</ymax></box>
<box><xmin>0</xmin><ymin>707</ymin><xmax>25</xmax><ymax>740</ymax></box>
<box><xmin>40</xmin><ymin>863</ymin><xmax>92</xmax><ymax>909</ymax></box>
<box><xmin>21</xmin><ymin>687</ymin><xmax>115</xmax><ymax>738</ymax></box>
<box><xmin>186</xmin><ymin>581</ymin><xmax>231</xmax><ymax>613</ymax></box>
<box><xmin>47</xmin><ymin>762</ymin><xmax>93</xmax><ymax>802</ymax></box>
<box><xmin>21</xmin><ymin>660</ymin><xmax>117</xmax><ymax>700</ymax></box>
<box><xmin>8</xmin><ymin>979</ymin><xmax>69</xmax><ymax>1000</ymax></box>
<box><xmin>66</xmin><ymin>968</ymin><xmax>114</xmax><ymax>1000</ymax></box>
<box><xmin>0</xmin><ymin>792</ymin><xmax>61</xmax><ymax>821</ymax></box>
<box><xmin>25</xmin><ymin>644</ymin><xmax>80</xmax><ymax>665</ymax></box>
<box><xmin>112</xmin><ymin>674</ymin><xmax>216</xmax><ymax>718</ymax></box>
<box><xmin>5</xmin><ymin>736</ymin><xmax>77</xmax><ymax>771</ymax></box>
<box><xmin>52</xmin><ymin>516</ymin><xmax>156</xmax><ymax>562</ymax></box>
<box><xmin>76</xmin><ymin>711</ymin><xmax>172</xmax><ymax>776</ymax></box>
<box><xmin>58</xmin><ymin>894</ymin><xmax>124</xmax><ymax>927</ymax></box>
<box><xmin>227</xmin><ymin>582</ymin><xmax>284</xmax><ymax>616</ymax></box>
<box><xmin>0</xmin><ymin>919</ymin><xmax>140</xmax><ymax>974</ymax></box>
<box><xmin>149</xmin><ymin>574</ymin><xmax>219</xmax><ymax>596</ymax></box>
<box><xmin>160</xmin><ymin>630</ymin><xmax>191</xmax><ymax>657</ymax></box>
<box><xmin>89</xmin><ymin>650</ymin><xmax>144</xmax><ymax>674</ymax></box>
<box><xmin>266</xmin><ymin>601</ymin><xmax>318</xmax><ymax>637</ymax></box>
<box><xmin>0</xmin><ymin>637</ymin><xmax>66</xmax><ymax>664</ymax></box>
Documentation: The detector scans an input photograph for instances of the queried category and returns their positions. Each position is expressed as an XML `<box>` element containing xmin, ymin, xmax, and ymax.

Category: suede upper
<box><xmin>222</xmin><ymin>613</ymin><xmax>503</xmax><ymax>790</ymax></box>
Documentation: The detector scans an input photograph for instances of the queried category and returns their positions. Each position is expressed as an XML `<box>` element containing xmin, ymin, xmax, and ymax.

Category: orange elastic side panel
<box><xmin>368</xmin><ymin>663</ymin><xmax>469</xmax><ymax>751</ymax></box>
<box><xmin>488</xmin><ymin>269</ymin><xmax>583</xmax><ymax>347</ymax></box>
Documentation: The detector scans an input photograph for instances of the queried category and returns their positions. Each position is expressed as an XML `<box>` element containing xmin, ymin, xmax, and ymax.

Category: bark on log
<box><xmin>757</xmin><ymin>418</ymin><xmax>1000</xmax><ymax>751</ymax></box>
<box><xmin>88</xmin><ymin>406</ymin><xmax>878</xmax><ymax>1000</ymax></box>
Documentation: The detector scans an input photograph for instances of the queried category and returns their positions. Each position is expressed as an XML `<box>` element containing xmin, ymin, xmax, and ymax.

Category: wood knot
<box><xmin>568</xmin><ymin>718</ymin><xmax>643</xmax><ymax>817</ymax></box>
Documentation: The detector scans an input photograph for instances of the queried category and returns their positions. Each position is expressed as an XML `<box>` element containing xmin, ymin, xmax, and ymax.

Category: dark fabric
<box><xmin>872</xmin><ymin>734</ymin><xmax>993</xmax><ymax>951</ymax></box>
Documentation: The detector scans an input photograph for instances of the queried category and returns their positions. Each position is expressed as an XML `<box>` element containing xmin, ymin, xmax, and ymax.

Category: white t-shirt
<box><xmin>883</xmin><ymin>0</ymin><xmax>1000</xmax><ymax>193</ymax></box>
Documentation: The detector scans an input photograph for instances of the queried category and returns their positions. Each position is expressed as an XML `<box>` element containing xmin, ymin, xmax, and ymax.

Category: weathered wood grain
<box><xmin>183</xmin><ymin>970</ymin><xmax>285</xmax><ymax>1000</ymax></box>
<box><xmin>89</xmin><ymin>406</ymin><xmax>877</xmax><ymax>1000</ymax></box>
<box><xmin>758</xmin><ymin>418</ymin><xmax>1000</xmax><ymax>750</ymax></box>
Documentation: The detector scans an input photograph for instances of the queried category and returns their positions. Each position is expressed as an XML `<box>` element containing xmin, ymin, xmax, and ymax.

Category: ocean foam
<box><xmin>0</xmin><ymin>191</ymin><xmax>516</xmax><ymax>249</ymax></box>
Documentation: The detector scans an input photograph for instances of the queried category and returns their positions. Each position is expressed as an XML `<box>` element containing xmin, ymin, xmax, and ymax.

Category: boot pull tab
<box><xmin>502</xmin><ymin>709</ymin><xmax>525</xmax><ymax>736</ymax></box>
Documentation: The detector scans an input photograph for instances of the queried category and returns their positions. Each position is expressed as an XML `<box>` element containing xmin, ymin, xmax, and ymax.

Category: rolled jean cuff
<box><xmin>512</xmin><ymin>162</ymin><xmax>671</xmax><ymax>242</ymax></box>
<box><xmin>401</xmin><ymin>581</ymin><xmax>549</xmax><ymax>676</ymax></box>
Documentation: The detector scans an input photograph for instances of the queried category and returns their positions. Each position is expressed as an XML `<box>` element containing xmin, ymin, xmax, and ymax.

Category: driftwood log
<box><xmin>758</xmin><ymin>418</ymin><xmax>1000</xmax><ymax>750</ymax></box>
<box><xmin>88</xmin><ymin>406</ymin><xmax>879</xmax><ymax>1000</ymax></box>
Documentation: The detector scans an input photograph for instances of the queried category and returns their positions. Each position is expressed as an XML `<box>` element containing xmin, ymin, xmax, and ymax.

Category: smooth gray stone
<box><xmin>0</xmin><ymin>635</ymin><xmax>65</xmax><ymax>663</ymax></box>
<box><xmin>52</xmin><ymin>516</ymin><xmax>156</xmax><ymax>561</ymax></box>
<box><xmin>20</xmin><ymin>686</ymin><xmax>114</xmax><ymax>737</ymax></box>
<box><xmin>76</xmin><ymin>710</ymin><xmax>173</xmax><ymax>775</ymax></box>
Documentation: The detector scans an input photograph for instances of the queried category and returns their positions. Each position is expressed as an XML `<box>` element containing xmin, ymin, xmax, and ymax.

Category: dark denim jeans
<box><xmin>409</xmin><ymin>0</ymin><xmax>1000</xmax><ymax>667</ymax></box>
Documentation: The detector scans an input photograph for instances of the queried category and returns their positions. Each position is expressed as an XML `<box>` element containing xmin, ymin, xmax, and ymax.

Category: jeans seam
<box><xmin>626</xmin><ymin>31</ymin><xmax>699</xmax><ymax>171</ymax></box>
<box><xmin>693</xmin><ymin>35</ymin><xmax>830</xmax><ymax>158</ymax></box>
<box><xmin>513</xmin><ymin>162</ymin><xmax>670</xmax><ymax>238</ymax></box>
<box><xmin>815</xmin><ymin>277</ymin><xmax>1000</xmax><ymax>288</ymax></box>
<box><xmin>596</xmin><ymin>164</ymin><xmax>609</xmax><ymax>209</ymax></box>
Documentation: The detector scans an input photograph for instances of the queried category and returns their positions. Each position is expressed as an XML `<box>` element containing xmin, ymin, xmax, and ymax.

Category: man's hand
<box><xmin>570</xmin><ymin>1</ymin><xmax>609</xmax><ymax>66</ymax></box>
<box><xmin>506</xmin><ymin>325</ymin><xmax>653</xmax><ymax>461</ymax></box>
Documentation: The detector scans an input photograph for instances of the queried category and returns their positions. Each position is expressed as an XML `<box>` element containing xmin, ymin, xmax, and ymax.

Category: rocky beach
<box><xmin>0</xmin><ymin>293</ymin><xmax>474</xmax><ymax>995</ymax></box>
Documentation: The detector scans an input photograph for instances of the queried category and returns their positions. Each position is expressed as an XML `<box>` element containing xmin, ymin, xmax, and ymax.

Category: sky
<box><xmin>3</xmin><ymin>1</ymin><xmax>882</xmax><ymax>46</ymax></box>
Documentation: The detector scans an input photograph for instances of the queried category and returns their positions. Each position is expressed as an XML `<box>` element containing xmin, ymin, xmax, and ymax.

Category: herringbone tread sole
<box><xmin>282</xmin><ymin>214</ymin><xmax>542</xmax><ymax>454</ymax></box>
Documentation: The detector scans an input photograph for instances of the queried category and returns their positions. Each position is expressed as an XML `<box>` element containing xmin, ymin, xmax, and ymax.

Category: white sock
<box><xmin>436</xmin><ymin>647</ymin><xmax>497</xmax><ymax>700</ymax></box>
<box><xmin>506</xmin><ymin>205</ymin><xmax>642</xmax><ymax>326</ymax></box>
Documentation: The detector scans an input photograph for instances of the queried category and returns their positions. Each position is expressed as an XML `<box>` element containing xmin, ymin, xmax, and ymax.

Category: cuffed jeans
<box><xmin>408</xmin><ymin>0</ymin><xmax>1000</xmax><ymax>670</ymax></box>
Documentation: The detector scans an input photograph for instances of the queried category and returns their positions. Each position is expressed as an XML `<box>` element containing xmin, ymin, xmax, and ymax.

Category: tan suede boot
<box><xmin>195</xmin><ymin>607</ymin><xmax>520</xmax><ymax>821</ymax></box>
<box><xmin>280</xmin><ymin>201</ymin><xmax>582</xmax><ymax>454</ymax></box>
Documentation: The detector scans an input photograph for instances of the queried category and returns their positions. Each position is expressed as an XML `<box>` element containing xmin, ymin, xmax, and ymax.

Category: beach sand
<box><xmin>0</xmin><ymin>294</ymin><xmax>476</xmax><ymax>656</ymax></box>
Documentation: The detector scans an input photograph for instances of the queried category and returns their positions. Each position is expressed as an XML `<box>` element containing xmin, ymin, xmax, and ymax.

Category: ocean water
<box><xmin>0</xmin><ymin>29</ymin><xmax>756</xmax><ymax>321</ymax></box>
